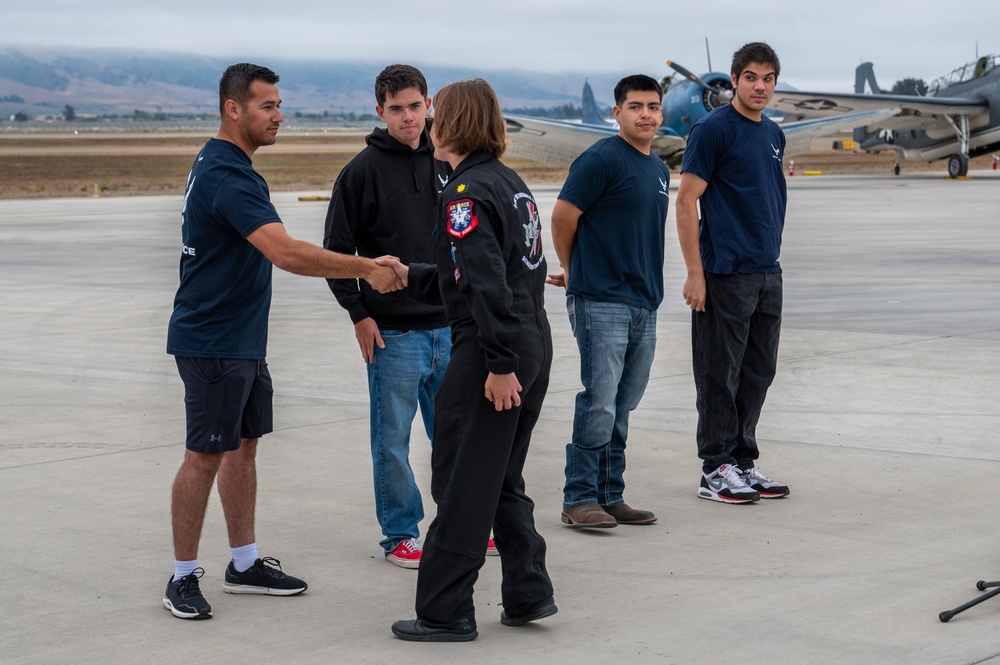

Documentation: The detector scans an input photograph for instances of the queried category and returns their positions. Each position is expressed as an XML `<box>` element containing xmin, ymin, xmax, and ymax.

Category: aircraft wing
<box><xmin>505</xmin><ymin>107</ymin><xmax>903</xmax><ymax>166</ymax></box>
<box><xmin>504</xmin><ymin>115</ymin><xmax>686</xmax><ymax>167</ymax></box>
<box><xmin>780</xmin><ymin>107</ymin><xmax>903</xmax><ymax>155</ymax></box>
<box><xmin>769</xmin><ymin>90</ymin><xmax>987</xmax><ymax>119</ymax></box>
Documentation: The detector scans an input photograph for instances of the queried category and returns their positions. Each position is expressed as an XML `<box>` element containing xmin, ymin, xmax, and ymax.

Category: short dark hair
<box><xmin>731</xmin><ymin>42</ymin><xmax>781</xmax><ymax>79</ymax></box>
<box><xmin>375</xmin><ymin>64</ymin><xmax>428</xmax><ymax>107</ymax></box>
<box><xmin>219</xmin><ymin>63</ymin><xmax>279</xmax><ymax>115</ymax></box>
<box><xmin>614</xmin><ymin>74</ymin><xmax>662</xmax><ymax>107</ymax></box>
<box><xmin>432</xmin><ymin>78</ymin><xmax>506</xmax><ymax>160</ymax></box>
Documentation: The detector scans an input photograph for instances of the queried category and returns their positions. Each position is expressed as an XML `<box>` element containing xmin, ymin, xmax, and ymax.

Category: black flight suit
<box><xmin>408</xmin><ymin>150</ymin><xmax>554</xmax><ymax>628</ymax></box>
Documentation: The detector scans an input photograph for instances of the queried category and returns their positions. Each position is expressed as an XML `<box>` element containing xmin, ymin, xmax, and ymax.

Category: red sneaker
<box><xmin>386</xmin><ymin>538</ymin><xmax>422</xmax><ymax>569</ymax></box>
<box><xmin>486</xmin><ymin>538</ymin><xmax>499</xmax><ymax>556</ymax></box>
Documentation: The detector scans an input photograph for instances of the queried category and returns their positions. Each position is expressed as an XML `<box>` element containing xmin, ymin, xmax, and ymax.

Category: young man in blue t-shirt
<box><xmin>163</xmin><ymin>63</ymin><xmax>404</xmax><ymax>620</ymax></box>
<box><xmin>549</xmin><ymin>75</ymin><xmax>670</xmax><ymax>528</ymax></box>
<box><xmin>676</xmin><ymin>42</ymin><xmax>792</xmax><ymax>504</ymax></box>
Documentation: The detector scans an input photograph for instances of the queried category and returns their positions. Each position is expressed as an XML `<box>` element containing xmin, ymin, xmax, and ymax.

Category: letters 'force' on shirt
<box><xmin>167</xmin><ymin>138</ymin><xmax>279</xmax><ymax>359</ymax></box>
<box><xmin>558</xmin><ymin>135</ymin><xmax>670</xmax><ymax>311</ymax></box>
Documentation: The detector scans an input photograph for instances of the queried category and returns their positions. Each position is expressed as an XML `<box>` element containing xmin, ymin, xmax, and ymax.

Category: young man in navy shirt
<box><xmin>676</xmin><ymin>42</ymin><xmax>792</xmax><ymax>504</ymax></box>
<box><xmin>549</xmin><ymin>75</ymin><xmax>669</xmax><ymax>528</ymax></box>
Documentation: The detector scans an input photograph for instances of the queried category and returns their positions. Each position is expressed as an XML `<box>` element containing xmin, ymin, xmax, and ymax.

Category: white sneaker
<box><xmin>699</xmin><ymin>464</ymin><xmax>760</xmax><ymax>504</ymax></box>
<box><xmin>740</xmin><ymin>466</ymin><xmax>790</xmax><ymax>498</ymax></box>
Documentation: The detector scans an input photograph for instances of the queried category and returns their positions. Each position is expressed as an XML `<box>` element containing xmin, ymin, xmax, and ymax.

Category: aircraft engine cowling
<box><xmin>662</xmin><ymin>69</ymin><xmax>734</xmax><ymax>137</ymax></box>
<box><xmin>702</xmin><ymin>79</ymin><xmax>734</xmax><ymax>111</ymax></box>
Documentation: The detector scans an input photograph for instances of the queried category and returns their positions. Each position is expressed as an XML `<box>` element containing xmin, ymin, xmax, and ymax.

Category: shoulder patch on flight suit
<box><xmin>447</xmin><ymin>198</ymin><xmax>478</xmax><ymax>238</ymax></box>
<box><xmin>513</xmin><ymin>192</ymin><xmax>544</xmax><ymax>270</ymax></box>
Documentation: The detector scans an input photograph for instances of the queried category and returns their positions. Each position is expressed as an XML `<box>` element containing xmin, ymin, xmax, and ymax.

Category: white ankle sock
<box><xmin>174</xmin><ymin>559</ymin><xmax>197</xmax><ymax>581</ymax></box>
<box><xmin>230</xmin><ymin>543</ymin><xmax>259</xmax><ymax>572</ymax></box>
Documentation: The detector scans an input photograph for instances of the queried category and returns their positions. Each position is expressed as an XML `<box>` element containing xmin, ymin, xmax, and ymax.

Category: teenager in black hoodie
<box><xmin>323</xmin><ymin>65</ymin><xmax>452</xmax><ymax>569</ymax></box>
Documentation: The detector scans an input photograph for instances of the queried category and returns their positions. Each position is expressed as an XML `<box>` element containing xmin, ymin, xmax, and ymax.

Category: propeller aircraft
<box><xmin>768</xmin><ymin>55</ymin><xmax>1000</xmax><ymax>177</ymax></box>
<box><xmin>505</xmin><ymin>60</ymin><xmax>897</xmax><ymax>170</ymax></box>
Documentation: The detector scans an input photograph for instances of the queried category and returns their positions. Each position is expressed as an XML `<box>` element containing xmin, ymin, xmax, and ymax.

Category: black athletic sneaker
<box><xmin>163</xmin><ymin>568</ymin><xmax>212</xmax><ymax>619</ymax></box>
<box><xmin>223</xmin><ymin>556</ymin><xmax>308</xmax><ymax>596</ymax></box>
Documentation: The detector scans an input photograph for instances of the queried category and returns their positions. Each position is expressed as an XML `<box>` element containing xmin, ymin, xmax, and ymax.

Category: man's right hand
<box><xmin>365</xmin><ymin>256</ymin><xmax>404</xmax><ymax>293</ymax></box>
<box><xmin>355</xmin><ymin>317</ymin><xmax>384</xmax><ymax>364</ymax></box>
<box><xmin>374</xmin><ymin>255</ymin><xmax>409</xmax><ymax>285</ymax></box>
<box><xmin>545</xmin><ymin>271</ymin><xmax>567</xmax><ymax>288</ymax></box>
<box><xmin>683</xmin><ymin>272</ymin><xmax>707</xmax><ymax>312</ymax></box>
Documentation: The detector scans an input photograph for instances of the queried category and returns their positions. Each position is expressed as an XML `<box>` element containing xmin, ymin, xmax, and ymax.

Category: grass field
<box><xmin>0</xmin><ymin>130</ymin><xmax>994</xmax><ymax>199</ymax></box>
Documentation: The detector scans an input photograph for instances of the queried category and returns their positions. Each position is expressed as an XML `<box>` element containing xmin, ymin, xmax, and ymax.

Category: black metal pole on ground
<box><xmin>939</xmin><ymin>581</ymin><xmax>1000</xmax><ymax>622</ymax></box>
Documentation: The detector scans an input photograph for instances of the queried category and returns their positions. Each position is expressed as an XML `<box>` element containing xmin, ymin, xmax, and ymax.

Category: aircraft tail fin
<box><xmin>854</xmin><ymin>62</ymin><xmax>881</xmax><ymax>94</ymax></box>
<box><xmin>853</xmin><ymin>62</ymin><xmax>881</xmax><ymax>143</ymax></box>
<box><xmin>582</xmin><ymin>81</ymin><xmax>605</xmax><ymax>124</ymax></box>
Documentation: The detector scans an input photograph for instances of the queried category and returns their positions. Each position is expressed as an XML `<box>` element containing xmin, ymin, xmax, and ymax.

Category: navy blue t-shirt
<box><xmin>681</xmin><ymin>104</ymin><xmax>786</xmax><ymax>274</ymax></box>
<box><xmin>558</xmin><ymin>135</ymin><xmax>670</xmax><ymax>310</ymax></box>
<box><xmin>167</xmin><ymin>138</ymin><xmax>279</xmax><ymax>359</ymax></box>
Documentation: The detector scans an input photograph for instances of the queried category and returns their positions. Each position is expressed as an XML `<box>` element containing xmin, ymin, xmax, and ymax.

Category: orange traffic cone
<box><xmin>788</xmin><ymin>160</ymin><xmax>795</xmax><ymax>176</ymax></box>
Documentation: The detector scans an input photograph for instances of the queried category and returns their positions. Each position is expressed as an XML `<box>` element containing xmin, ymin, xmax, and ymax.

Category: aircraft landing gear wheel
<box><xmin>947</xmin><ymin>153</ymin><xmax>969</xmax><ymax>178</ymax></box>
<box><xmin>893</xmin><ymin>163</ymin><xmax>900</xmax><ymax>176</ymax></box>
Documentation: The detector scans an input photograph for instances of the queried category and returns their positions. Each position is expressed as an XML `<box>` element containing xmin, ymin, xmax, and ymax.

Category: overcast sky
<box><xmin>3</xmin><ymin>1</ymin><xmax>998</xmax><ymax>91</ymax></box>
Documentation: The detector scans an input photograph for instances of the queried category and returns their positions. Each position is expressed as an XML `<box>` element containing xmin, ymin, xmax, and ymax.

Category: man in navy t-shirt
<box><xmin>163</xmin><ymin>63</ymin><xmax>404</xmax><ymax>621</ymax></box>
<box><xmin>676</xmin><ymin>42</ymin><xmax>792</xmax><ymax>505</ymax></box>
<box><xmin>548</xmin><ymin>74</ymin><xmax>669</xmax><ymax>529</ymax></box>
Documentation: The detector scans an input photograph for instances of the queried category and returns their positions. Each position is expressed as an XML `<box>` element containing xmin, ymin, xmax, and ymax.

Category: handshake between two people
<box><xmin>363</xmin><ymin>255</ymin><xmax>525</xmax><ymax>411</ymax></box>
<box><xmin>365</xmin><ymin>255</ymin><xmax>410</xmax><ymax>294</ymax></box>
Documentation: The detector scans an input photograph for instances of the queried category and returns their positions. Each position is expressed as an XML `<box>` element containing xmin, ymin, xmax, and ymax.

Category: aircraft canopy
<box><xmin>929</xmin><ymin>54</ymin><xmax>1000</xmax><ymax>93</ymax></box>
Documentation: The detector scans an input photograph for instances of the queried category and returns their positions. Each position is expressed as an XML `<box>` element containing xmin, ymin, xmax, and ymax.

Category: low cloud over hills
<box><xmin>0</xmin><ymin>46</ymin><xmax>619</xmax><ymax>116</ymax></box>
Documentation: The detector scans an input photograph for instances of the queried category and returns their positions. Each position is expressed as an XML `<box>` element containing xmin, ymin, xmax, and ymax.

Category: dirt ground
<box><xmin>0</xmin><ymin>130</ymin><xmax>995</xmax><ymax>199</ymax></box>
<box><xmin>0</xmin><ymin>131</ymin><xmax>570</xmax><ymax>199</ymax></box>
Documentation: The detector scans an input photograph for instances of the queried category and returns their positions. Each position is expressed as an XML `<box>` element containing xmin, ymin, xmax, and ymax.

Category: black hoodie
<box><xmin>323</xmin><ymin>127</ymin><xmax>451</xmax><ymax>329</ymax></box>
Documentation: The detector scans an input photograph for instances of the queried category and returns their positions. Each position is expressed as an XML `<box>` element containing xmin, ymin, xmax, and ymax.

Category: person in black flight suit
<box><xmin>386</xmin><ymin>78</ymin><xmax>557</xmax><ymax>642</ymax></box>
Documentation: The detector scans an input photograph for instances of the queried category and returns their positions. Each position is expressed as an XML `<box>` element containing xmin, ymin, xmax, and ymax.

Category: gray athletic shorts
<box><xmin>175</xmin><ymin>356</ymin><xmax>273</xmax><ymax>453</ymax></box>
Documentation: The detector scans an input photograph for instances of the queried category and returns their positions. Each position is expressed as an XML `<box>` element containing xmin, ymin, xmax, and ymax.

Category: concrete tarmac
<box><xmin>2</xmin><ymin>170</ymin><xmax>1000</xmax><ymax>664</ymax></box>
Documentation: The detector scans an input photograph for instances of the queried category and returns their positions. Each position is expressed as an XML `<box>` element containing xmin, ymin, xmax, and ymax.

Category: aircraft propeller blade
<box><xmin>667</xmin><ymin>60</ymin><xmax>733</xmax><ymax>109</ymax></box>
<box><xmin>667</xmin><ymin>60</ymin><xmax>713</xmax><ymax>90</ymax></box>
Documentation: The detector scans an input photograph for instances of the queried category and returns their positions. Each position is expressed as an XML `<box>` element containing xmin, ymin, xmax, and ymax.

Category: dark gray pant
<box><xmin>693</xmin><ymin>272</ymin><xmax>782</xmax><ymax>473</ymax></box>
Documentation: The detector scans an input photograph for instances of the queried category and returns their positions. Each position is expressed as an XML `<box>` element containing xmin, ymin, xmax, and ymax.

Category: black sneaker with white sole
<box><xmin>163</xmin><ymin>568</ymin><xmax>212</xmax><ymax>619</ymax></box>
<box><xmin>223</xmin><ymin>556</ymin><xmax>308</xmax><ymax>596</ymax></box>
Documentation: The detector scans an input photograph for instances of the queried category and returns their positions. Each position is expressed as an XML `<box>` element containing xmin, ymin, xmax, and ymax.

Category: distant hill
<box><xmin>0</xmin><ymin>46</ymin><xmax>624</xmax><ymax>117</ymax></box>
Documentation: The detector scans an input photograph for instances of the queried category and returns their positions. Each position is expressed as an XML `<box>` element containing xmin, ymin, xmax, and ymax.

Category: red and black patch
<box><xmin>447</xmin><ymin>199</ymin><xmax>478</xmax><ymax>238</ymax></box>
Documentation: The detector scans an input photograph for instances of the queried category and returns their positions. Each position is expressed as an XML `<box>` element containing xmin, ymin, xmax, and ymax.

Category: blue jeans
<box><xmin>368</xmin><ymin>327</ymin><xmax>451</xmax><ymax>554</ymax></box>
<box><xmin>693</xmin><ymin>272</ymin><xmax>782</xmax><ymax>473</ymax></box>
<box><xmin>563</xmin><ymin>295</ymin><xmax>657</xmax><ymax>507</ymax></box>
